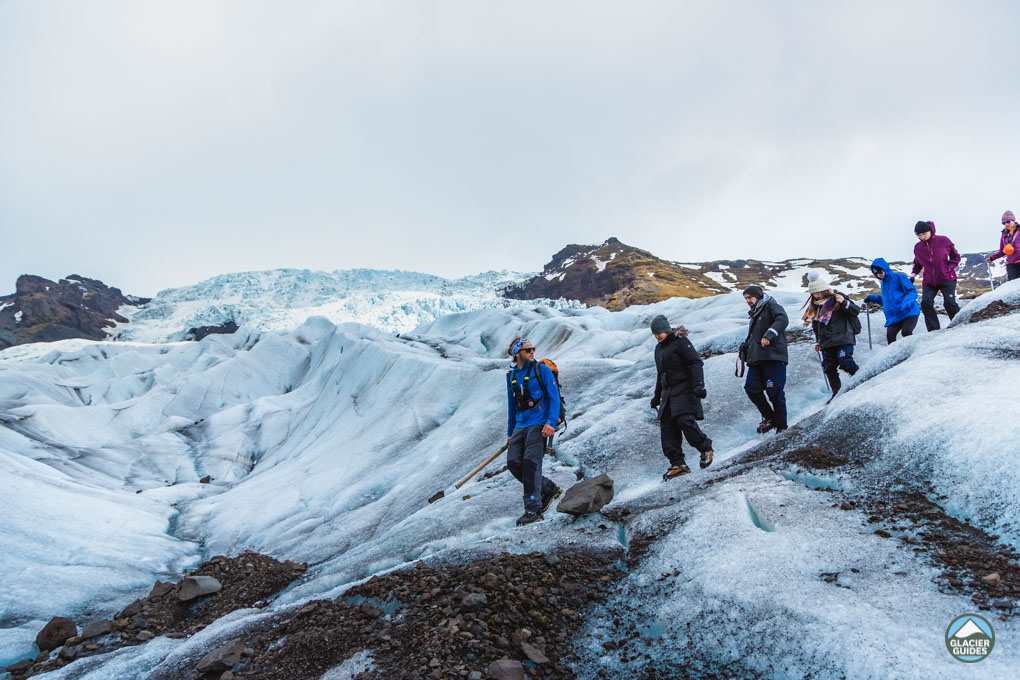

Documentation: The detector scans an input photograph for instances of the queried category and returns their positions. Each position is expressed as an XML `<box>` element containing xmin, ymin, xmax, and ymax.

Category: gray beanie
<box><xmin>650</xmin><ymin>315</ymin><xmax>671</xmax><ymax>334</ymax></box>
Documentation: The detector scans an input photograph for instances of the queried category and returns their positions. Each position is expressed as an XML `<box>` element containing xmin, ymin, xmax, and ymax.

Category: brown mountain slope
<box><xmin>505</xmin><ymin>238</ymin><xmax>999</xmax><ymax>309</ymax></box>
<box><xmin>502</xmin><ymin>238</ymin><xmax>729</xmax><ymax>310</ymax></box>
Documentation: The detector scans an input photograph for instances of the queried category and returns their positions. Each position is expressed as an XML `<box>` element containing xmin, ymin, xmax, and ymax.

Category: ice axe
<box><xmin>987</xmin><ymin>259</ymin><xmax>997</xmax><ymax>292</ymax></box>
<box><xmin>427</xmin><ymin>442</ymin><xmax>509</xmax><ymax>504</ymax></box>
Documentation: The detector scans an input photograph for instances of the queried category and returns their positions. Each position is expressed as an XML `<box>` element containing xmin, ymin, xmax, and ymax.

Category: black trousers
<box><xmin>821</xmin><ymin>345</ymin><xmax>858</xmax><ymax>394</ymax></box>
<box><xmin>507</xmin><ymin>425</ymin><xmax>557</xmax><ymax>513</ymax></box>
<box><xmin>1007</xmin><ymin>263</ymin><xmax>1020</xmax><ymax>281</ymax></box>
<box><xmin>886</xmin><ymin>315</ymin><xmax>919</xmax><ymax>344</ymax></box>
<box><xmin>659</xmin><ymin>411</ymin><xmax>712</xmax><ymax>466</ymax></box>
<box><xmin>920</xmin><ymin>282</ymin><xmax>960</xmax><ymax>331</ymax></box>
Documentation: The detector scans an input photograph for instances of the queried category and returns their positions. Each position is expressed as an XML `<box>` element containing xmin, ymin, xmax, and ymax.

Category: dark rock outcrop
<box><xmin>184</xmin><ymin>321</ymin><xmax>239</xmax><ymax>342</ymax></box>
<box><xmin>0</xmin><ymin>274</ymin><xmax>148</xmax><ymax>350</ymax></box>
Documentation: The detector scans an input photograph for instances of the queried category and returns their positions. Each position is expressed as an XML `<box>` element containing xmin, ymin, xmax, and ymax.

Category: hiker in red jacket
<box><xmin>987</xmin><ymin>210</ymin><xmax>1020</xmax><ymax>282</ymax></box>
<box><xmin>910</xmin><ymin>220</ymin><xmax>961</xmax><ymax>331</ymax></box>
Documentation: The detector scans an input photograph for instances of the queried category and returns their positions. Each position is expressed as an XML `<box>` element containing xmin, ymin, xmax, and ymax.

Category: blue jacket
<box><xmin>506</xmin><ymin>361</ymin><xmax>561</xmax><ymax>437</ymax></box>
<box><xmin>864</xmin><ymin>257</ymin><xmax>921</xmax><ymax>327</ymax></box>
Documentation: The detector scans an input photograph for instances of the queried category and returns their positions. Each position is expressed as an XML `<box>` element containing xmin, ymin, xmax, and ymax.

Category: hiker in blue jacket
<box><xmin>505</xmin><ymin>337</ymin><xmax>563</xmax><ymax>526</ymax></box>
<box><xmin>863</xmin><ymin>258</ymin><xmax>921</xmax><ymax>344</ymax></box>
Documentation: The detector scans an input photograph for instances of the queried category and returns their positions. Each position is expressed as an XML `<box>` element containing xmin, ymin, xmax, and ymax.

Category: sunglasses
<box><xmin>521</xmin><ymin>347</ymin><xmax>536</xmax><ymax>353</ymax></box>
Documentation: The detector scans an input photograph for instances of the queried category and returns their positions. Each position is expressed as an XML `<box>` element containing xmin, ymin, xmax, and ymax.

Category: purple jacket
<box><xmin>990</xmin><ymin>227</ymin><xmax>1020</xmax><ymax>265</ymax></box>
<box><xmin>911</xmin><ymin>223</ymin><xmax>961</xmax><ymax>285</ymax></box>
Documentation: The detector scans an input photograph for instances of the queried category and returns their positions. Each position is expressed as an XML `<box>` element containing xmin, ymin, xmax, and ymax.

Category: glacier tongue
<box><xmin>2</xmin><ymin>284</ymin><xmax>1019</xmax><ymax>677</ymax></box>
<box><xmin>111</xmin><ymin>267</ymin><xmax>585</xmax><ymax>342</ymax></box>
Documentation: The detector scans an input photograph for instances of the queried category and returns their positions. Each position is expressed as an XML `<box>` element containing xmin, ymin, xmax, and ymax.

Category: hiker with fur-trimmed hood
<box><xmin>650</xmin><ymin>316</ymin><xmax>714</xmax><ymax>480</ymax></box>
<box><xmin>505</xmin><ymin>337</ymin><xmax>562</xmax><ymax>526</ymax></box>
<box><xmin>739</xmin><ymin>286</ymin><xmax>790</xmax><ymax>434</ymax></box>
<box><xmin>803</xmin><ymin>271</ymin><xmax>860</xmax><ymax>399</ymax></box>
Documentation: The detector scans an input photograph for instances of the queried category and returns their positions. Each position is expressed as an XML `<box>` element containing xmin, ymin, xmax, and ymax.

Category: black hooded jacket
<box><xmin>652</xmin><ymin>330</ymin><xmax>706</xmax><ymax>420</ymax></box>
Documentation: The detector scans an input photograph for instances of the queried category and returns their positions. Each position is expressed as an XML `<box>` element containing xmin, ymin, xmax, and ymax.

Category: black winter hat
<box><xmin>914</xmin><ymin>220</ymin><xmax>933</xmax><ymax>235</ymax></box>
<box><xmin>742</xmin><ymin>285</ymin><xmax>765</xmax><ymax>300</ymax></box>
<box><xmin>650</xmin><ymin>315</ymin><xmax>671</xmax><ymax>335</ymax></box>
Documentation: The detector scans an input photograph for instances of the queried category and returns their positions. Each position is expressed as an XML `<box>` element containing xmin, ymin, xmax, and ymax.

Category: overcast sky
<box><xmin>2</xmin><ymin>1</ymin><xmax>1019</xmax><ymax>296</ymax></box>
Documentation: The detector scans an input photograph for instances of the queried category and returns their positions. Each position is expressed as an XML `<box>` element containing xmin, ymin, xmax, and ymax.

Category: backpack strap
<box><xmin>531</xmin><ymin>360</ymin><xmax>547</xmax><ymax>398</ymax></box>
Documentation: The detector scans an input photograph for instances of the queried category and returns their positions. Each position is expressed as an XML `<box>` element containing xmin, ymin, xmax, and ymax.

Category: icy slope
<box><xmin>1</xmin><ymin>286</ymin><xmax>1018</xmax><ymax>677</ymax></box>
<box><xmin>112</xmin><ymin>268</ymin><xmax>583</xmax><ymax>341</ymax></box>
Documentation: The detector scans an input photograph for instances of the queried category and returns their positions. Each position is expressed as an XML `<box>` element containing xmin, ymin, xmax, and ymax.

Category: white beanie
<box><xmin>806</xmin><ymin>270</ymin><xmax>831</xmax><ymax>294</ymax></box>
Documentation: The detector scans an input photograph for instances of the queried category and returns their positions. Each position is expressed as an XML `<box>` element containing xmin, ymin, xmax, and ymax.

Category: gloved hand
<box><xmin>694</xmin><ymin>388</ymin><xmax>707</xmax><ymax>400</ymax></box>
<box><xmin>909</xmin><ymin>275</ymin><xmax>917</xmax><ymax>284</ymax></box>
<box><xmin>650</xmin><ymin>398</ymin><xmax>660</xmax><ymax>410</ymax></box>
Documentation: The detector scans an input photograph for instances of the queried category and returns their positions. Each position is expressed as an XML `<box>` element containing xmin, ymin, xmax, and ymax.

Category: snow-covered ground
<box><xmin>1</xmin><ymin>283</ymin><xmax>1018</xmax><ymax>677</ymax></box>
<box><xmin>111</xmin><ymin>268</ymin><xmax>583</xmax><ymax>342</ymax></box>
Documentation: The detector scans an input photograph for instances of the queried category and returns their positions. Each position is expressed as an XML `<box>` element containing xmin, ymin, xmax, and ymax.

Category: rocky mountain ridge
<box><xmin>504</xmin><ymin>237</ymin><xmax>1001</xmax><ymax>309</ymax></box>
<box><xmin>0</xmin><ymin>274</ymin><xmax>148</xmax><ymax>351</ymax></box>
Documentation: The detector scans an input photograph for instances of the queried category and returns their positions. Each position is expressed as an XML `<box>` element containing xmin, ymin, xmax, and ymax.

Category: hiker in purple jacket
<box><xmin>910</xmin><ymin>220</ymin><xmax>961</xmax><ymax>331</ymax></box>
<box><xmin>987</xmin><ymin>210</ymin><xmax>1020</xmax><ymax>282</ymax></box>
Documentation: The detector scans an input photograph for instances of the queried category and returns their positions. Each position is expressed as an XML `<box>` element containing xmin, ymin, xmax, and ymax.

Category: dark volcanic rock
<box><xmin>184</xmin><ymin>320</ymin><xmax>239</xmax><ymax>342</ymax></box>
<box><xmin>18</xmin><ymin>552</ymin><xmax>307</xmax><ymax>679</ymax></box>
<box><xmin>0</xmin><ymin>274</ymin><xmax>148</xmax><ymax>350</ymax></box>
<box><xmin>235</xmin><ymin>549</ymin><xmax>625</xmax><ymax>680</ymax></box>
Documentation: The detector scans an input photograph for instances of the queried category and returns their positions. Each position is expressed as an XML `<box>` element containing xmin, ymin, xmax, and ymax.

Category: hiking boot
<box><xmin>756</xmin><ymin>419</ymin><xmax>774</xmax><ymax>434</ymax></box>
<box><xmin>515</xmin><ymin>511</ymin><xmax>544</xmax><ymax>526</ymax></box>
<box><xmin>699</xmin><ymin>449</ymin><xmax>714</xmax><ymax>469</ymax></box>
<box><xmin>541</xmin><ymin>485</ymin><xmax>563</xmax><ymax>514</ymax></box>
<box><xmin>662</xmin><ymin>463</ymin><xmax>691</xmax><ymax>481</ymax></box>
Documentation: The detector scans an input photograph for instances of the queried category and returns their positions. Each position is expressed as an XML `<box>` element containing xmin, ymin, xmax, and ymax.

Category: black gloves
<box><xmin>694</xmin><ymin>388</ymin><xmax>707</xmax><ymax>400</ymax></box>
<box><xmin>650</xmin><ymin>398</ymin><xmax>660</xmax><ymax>410</ymax></box>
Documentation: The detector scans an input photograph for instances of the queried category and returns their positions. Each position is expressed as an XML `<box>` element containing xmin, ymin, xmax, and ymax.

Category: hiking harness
<box><xmin>508</xmin><ymin>360</ymin><xmax>568</xmax><ymax>429</ymax></box>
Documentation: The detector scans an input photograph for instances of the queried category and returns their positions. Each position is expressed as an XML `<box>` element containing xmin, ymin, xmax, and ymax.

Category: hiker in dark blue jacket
<box><xmin>864</xmin><ymin>257</ymin><xmax>921</xmax><ymax>344</ymax></box>
<box><xmin>505</xmin><ymin>337</ymin><xmax>562</xmax><ymax>526</ymax></box>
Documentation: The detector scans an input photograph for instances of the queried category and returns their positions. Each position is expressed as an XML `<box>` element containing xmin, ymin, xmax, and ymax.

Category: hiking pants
<box><xmin>886</xmin><ymin>315</ymin><xmax>919</xmax><ymax>344</ymax></box>
<box><xmin>744</xmin><ymin>361</ymin><xmax>788</xmax><ymax>430</ymax></box>
<box><xmin>507</xmin><ymin>424</ymin><xmax>558</xmax><ymax>513</ymax></box>
<box><xmin>659</xmin><ymin>412</ymin><xmax>712</xmax><ymax>467</ymax></box>
<box><xmin>821</xmin><ymin>345</ymin><xmax>858</xmax><ymax>395</ymax></box>
<box><xmin>920</xmin><ymin>282</ymin><xmax>960</xmax><ymax>331</ymax></box>
<box><xmin>1007</xmin><ymin>263</ymin><xmax>1020</xmax><ymax>281</ymax></box>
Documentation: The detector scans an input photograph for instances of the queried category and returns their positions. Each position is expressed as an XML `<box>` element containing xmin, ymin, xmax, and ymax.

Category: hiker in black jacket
<box><xmin>650</xmin><ymin>315</ymin><xmax>714</xmax><ymax>480</ymax></box>
<box><xmin>803</xmin><ymin>272</ymin><xmax>860</xmax><ymax>399</ymax></box>
<box><xmin>738</xmin><ymin>286</ymin><xmax>789</xmax><ymax>434</ymax></box>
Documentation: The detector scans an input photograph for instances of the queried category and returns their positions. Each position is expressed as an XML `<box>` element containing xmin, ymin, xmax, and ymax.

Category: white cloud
<box><xmin>1</xmin><ymin>1</ymin><xmax>1018</xmax><ymax>295</ymax></box>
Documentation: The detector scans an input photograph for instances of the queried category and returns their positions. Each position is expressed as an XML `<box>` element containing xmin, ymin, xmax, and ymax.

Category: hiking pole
<box><xmin>816</xmin><ymin>348</ymin><xmax>831</xmax><ymax>393</ymax></box>
<box><xmin>864</xmin><ymin>303</ymin><xmax>873</xmax><ymax>350</ymax></box>
<box><xmin>987</xmin><ymin>260</ymin><xmax>997</xmax><ymax>292</ymax></box>
<box><xmin>428</xmin><ymin>442</ymin><xmax>509</xmax><ymax>504</ymax></box>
